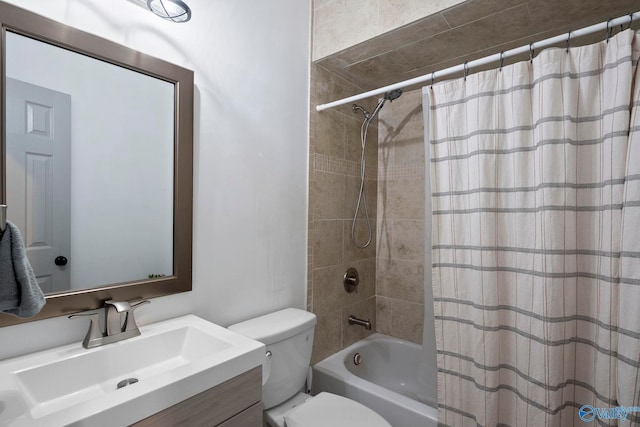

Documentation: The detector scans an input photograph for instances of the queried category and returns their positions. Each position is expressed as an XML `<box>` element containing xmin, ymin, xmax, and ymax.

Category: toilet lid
<box><xmin>284</xmin><ymin>392</ymin><xmax>391</xmax><ymax>427</ymax></box>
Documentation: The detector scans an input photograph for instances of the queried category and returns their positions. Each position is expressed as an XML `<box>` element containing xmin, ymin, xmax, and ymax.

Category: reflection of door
<box><xmin>6</xmin><ymin>78</ymin><xmax>71</xmax><ymax>293</ymax></box>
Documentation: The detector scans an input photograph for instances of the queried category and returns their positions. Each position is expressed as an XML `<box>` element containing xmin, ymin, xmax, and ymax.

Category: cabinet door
<box><xmin>132</xmin><ymin>367</ymin><xmax>262</xmax><ymax>427</ymax></box>
<box><xmin>218</xmin><ymin>402</ymin><xmax>263</xmax><ymax>427</ymax></box>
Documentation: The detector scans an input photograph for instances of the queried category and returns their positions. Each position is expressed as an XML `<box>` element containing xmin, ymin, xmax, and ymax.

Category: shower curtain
<box><xmin>422</xmin><ymin>29</ymin><xmax>640</xmax><ymax>426</ymax></box>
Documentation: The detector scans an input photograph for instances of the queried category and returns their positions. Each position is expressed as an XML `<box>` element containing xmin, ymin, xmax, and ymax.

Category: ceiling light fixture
<box><xmin>147</xmin><ymin>0</ymin><xmax>191</xmax><ymax>23</ymax></box>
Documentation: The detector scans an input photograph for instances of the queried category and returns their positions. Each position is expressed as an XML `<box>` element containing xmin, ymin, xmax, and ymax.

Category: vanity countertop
<box><xmin>0</xmin><ymin>314</ymin><xmax>265</xmax><ymax>427</ymax></box>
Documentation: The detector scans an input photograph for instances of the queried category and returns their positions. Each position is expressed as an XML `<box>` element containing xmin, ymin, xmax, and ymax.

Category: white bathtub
<box><xmin>313</xmin><ymin>333</ymin><xmax>437</xmax><ymax>427</ymax></box>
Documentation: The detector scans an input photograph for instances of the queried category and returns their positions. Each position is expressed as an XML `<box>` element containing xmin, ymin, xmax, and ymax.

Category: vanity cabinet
<box><xmin>132</xmin><ymin>366</ymin><xmax>262</xmax><ymax>427</ymax></box>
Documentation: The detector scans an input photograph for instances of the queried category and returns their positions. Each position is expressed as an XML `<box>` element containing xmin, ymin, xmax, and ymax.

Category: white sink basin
<box><xmin>0</xmin><ymin>315</ymin><xmax>265</xmax><ymax>427</ymax></box>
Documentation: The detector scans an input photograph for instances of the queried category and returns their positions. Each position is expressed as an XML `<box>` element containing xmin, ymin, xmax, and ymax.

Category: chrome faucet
<box><xmin>348</xmin><ymin>315</ymin><xmax>372</xmax><ymax>330</ymax></box>
<box><xmin>69</xmin><ymin>299</ymin><xmax>150</xmax><ymax>349</ymax></box>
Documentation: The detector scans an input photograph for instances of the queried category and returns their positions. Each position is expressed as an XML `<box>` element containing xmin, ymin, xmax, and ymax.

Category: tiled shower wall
<box><xmin>376</xmin><ymin>89</ymin><xmax>426</xmax><ymax>344</ymax></box>
<box><xmin>309</xmin><ymin>62</ymin><xmax>428</xmax><ymax>364</ymax></box>
<box><xmin>308</xmin><ymin>63</ymin><xmax>379</xmax><ymax>364</ymax></box>
<box><xmin>312</xmin><ymin>0</ymin><xmax>465</xmax><ymax>60</ymax></box>
<box><xmin>314</xmin><ymin>0</ymin><xmax>638</xmax><ymax>92</ymax></box>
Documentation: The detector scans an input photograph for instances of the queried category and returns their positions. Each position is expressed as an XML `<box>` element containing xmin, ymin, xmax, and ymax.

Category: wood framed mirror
<box><xmin>0</xmin><ymin>1</ymin><xmax>193</xmax><ymax>327</ymax></box>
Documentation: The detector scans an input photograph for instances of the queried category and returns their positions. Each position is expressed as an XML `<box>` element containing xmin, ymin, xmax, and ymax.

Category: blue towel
<box><xmin>0</xmin><ymin>221</ymin><xmax>45</xmax><ymax>317</ymax></box>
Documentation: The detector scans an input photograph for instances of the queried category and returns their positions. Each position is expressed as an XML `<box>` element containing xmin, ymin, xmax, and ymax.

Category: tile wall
<box><xmin>308</xmin><ymin>69</ymin><xmax>428</xmax><ymax>360</ymax></box>
<box><xmin>312</xmin><ymin>0</ymin><xmax>466</xmax><ymax>60</ymax></box>
<box><xmin>308</xmin><ymin>63</ymin><xmax>380</xmax><ymax>364</ymax></box>
<box><xmin>308</xmin><ymin>70</ymin><xmax>428</xmax><ymax>363</ymax></box>
<box><xmin>315</xmin><ymin>0</ymin><xmax>638</xmax><ymax>91</ymax></box>
<box><xmin>376</xmin><ymin>88</ymin><xmax>426</xmax><ymax>344</ymax></box>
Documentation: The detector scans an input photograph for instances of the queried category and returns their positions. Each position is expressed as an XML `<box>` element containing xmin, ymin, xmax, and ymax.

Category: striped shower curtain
<box><xmin>423</xmin><ymin>29</ymin><xmax>640</xmax><ymax>426</ymax></box>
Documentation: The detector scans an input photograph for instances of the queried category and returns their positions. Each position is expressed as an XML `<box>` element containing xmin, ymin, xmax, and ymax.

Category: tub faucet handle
<box><xmin>344</xmin><ymin>268</ymin><xmax>359</xmax><ymax>293</ymax></box>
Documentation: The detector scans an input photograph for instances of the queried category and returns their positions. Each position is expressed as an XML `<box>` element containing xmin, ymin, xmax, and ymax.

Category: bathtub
<box><xmin>313</xmin><ymin>333</ymin><xmax>438</xmax><ymax>427</ymax></box>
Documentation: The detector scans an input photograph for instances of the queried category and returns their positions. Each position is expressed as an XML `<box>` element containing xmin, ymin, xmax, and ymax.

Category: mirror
<box><xmin>0</xmin><ymin>2</ymin><xmax>193</xmax><ymax>327</ymax></box>
<box><xmin>6</xmin><ymin>32</ymin><xmax>175</xmax><ymax>293</ymax></box>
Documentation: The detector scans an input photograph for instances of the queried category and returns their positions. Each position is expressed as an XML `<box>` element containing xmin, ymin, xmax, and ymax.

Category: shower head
<box><xmin>368</xmin><ymin>88</ymin><xmax>403</xmax><ymax>119</ymax></box>
<box><xmin>352</xmin><ymin>88</ymin><xmax>403</xmax><ymax>121</ymax></box>
<box><xmin>384</xmin><ymin>88</ymin><xmax>403</xmax><ymax>101</ymax></box>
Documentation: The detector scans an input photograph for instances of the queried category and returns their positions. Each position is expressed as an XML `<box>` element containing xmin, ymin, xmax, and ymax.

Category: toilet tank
<box><xmin>228</xmin><ymin>308</ymin><xmax>316</xmax><ymax>409</ymax></box>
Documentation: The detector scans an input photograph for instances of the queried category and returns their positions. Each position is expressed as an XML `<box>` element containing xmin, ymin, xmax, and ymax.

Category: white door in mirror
<box><xmin>6</xmin><ymin>78</ymin><xmax>71</xmax><ymax>293</ymax></box>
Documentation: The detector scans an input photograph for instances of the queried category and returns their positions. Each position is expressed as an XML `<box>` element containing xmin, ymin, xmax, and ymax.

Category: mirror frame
<box><xmin>0</xmin><ymin>2</ymin><xmax>193</xmax><ymax>327</ymax></box>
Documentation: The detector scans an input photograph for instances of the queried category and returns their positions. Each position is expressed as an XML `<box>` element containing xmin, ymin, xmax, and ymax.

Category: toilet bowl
<box><xmin>228</xmin><ymin>308</ymin><xmax>391</xmax><ymax>427</ymax></box>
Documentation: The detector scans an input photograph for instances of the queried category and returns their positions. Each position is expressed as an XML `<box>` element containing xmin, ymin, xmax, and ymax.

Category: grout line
<box><xmin>440</xmin><ymin>11</ymin><xmax>453</xmax><ymax>29</ymax></box>
<box><xmin>379</xmin><ymin>162</ymin><xmax>426</xmax><ymax>180</ymax></box>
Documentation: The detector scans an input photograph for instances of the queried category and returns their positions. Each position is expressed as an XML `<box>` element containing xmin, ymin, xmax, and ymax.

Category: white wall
<box><xmin>0</xmin><ymin>0</ymin><xmax>310</xmax><ymax>360</ymax></box>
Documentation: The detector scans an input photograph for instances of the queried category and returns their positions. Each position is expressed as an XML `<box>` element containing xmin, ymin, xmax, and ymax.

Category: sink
<box><xmin>0</xmin><ymin>315</ymin><xmax>265</xmax><ymax>427</ymax></box>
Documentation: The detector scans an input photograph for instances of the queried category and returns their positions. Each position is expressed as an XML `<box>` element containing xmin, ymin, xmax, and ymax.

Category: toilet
<box><xmin>228</xmin><ymin>308</ymin><xmax>391</xmax><ymax>427</ymax></box>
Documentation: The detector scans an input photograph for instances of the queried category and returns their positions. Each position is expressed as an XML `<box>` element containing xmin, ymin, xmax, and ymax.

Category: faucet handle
<box><xmin>105</xmin><ymin>300</ymin><xmax>132</xmax><ymax>312</ymax></box>
<box><xmin>69</xmin><ymin>312</ymin><xmax>104</xmax><ymax>348</ymax></box>
<box><xmin>130</xmin><ymin>300</ymin><xmax>150</xmax><ymax>310</ymax></box>
<box><xmin>104</xmin><ymin>300</ymin><xmax>132</xmax><ymax>336</ymax></box>
<box><xmin>123</xmin><ymin>300</ymin><xmax>150</xmax><ymax>333</ymax></box>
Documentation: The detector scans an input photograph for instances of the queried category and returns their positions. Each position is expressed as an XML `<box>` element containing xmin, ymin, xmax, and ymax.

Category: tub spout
<box><xmin>348</xmin><ymin>315</ymin><xmax>372</xmax><ymax>330</ymax></box>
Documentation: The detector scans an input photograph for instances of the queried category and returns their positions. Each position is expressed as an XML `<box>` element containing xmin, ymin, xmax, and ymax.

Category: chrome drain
<box><xmin>353</xmin><ymin>353</ymin><xmax>362</xmax><ymax>366</ymax></box>
<box><xmin>116</xmin><ymin>378</ymin><xmax>139</xmax><ymax>389</ymax></box>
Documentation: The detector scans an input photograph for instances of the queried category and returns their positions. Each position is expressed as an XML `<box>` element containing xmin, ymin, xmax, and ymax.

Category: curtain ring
<box><xmin>629</xmin><ymin>13</ymin><xmax>634</xmax><ymax>30</ymax></box>
<box><xmin>606</xmin><ymin>17</ymin><xmax>613</xmax><ymax>43</ymax></box>
<box><xmin>431</xmin><ymin>72</ymin><xmax>435</xmax><ymax>88</ymax></box>
<box><xmin>499</xmin><ymin>51</ymin><xmax>505</xmax><ymax>71</ymax></box>
<box><xmin>566</xmin><ymin>31</ymin><xmax>571</xmax><ymax>53</ymax></box>
<box><xmin>529</xmin><ymin>43</ymin><xmax>534</xmax><ymax>63</ymax></box>
<box><xmin>463</xmin><ymin>61</ymin><xmax>469</xmax><ymax>81</ymax></box>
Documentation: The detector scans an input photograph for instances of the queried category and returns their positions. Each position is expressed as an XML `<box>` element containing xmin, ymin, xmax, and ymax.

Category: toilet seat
<box><xmin>283</xmin><ymin>392</ymin><xmax>391</xmax><ymax>427</ymax></box>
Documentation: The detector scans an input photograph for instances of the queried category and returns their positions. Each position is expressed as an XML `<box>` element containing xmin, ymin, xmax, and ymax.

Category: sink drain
<box><xmin>116</xmin><ymin>378</ymin><xmax>139</xmax><ymax>389</ymax></box>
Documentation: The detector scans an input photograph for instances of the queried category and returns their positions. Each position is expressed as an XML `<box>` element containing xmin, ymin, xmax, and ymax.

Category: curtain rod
<box><xmin>316</xmin><ymin>11</ymin><xmax>640</xmax><ymax>112</ymax></box>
